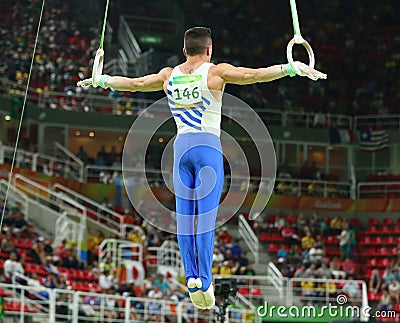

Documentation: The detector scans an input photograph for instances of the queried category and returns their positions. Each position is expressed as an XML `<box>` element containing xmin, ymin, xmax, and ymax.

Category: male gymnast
<box><xmin>78</xmin><ymin>27</ymin><xmax>326</xmax><ymax>309</ymax></box>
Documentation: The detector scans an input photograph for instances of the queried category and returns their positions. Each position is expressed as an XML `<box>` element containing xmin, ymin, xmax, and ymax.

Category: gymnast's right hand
<box><xmin>293</xmin><ymin>61</ymin><xmax>327</xmax><ymax>81</ymax></box>
<box><xmin>77</xmin><ymin>78</ymin><xmax>93</xmax><ymax>89</ymax></box>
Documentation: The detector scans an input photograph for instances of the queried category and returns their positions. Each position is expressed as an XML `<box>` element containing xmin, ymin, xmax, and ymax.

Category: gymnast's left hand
<box><xmin>293</xmin><ymin>61</ymin><xmax>327</xmax><ymax>81</ymax></box>
<box><xmin>77</xmin><ymin>78</ymin><xmax>93</xmax><ymax>89</ymax></box>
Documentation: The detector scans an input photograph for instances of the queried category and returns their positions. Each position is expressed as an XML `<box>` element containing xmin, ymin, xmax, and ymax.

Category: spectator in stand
<box><xmin>212</xmin><ymin>261</ymin><xmax>220</xmax><ymax>275</ymax></box>
<box><xmin>337</xmin><ymin>222</ymin><xmax>350</xmax><ymax>260</ymax></box>
<box><xmin>317</xmin><ymin>261</ymin><xmax>332</xmax><ymax>279</ymax></box>
<box><xmin>88</xmin><ymin>230</ymin><xmax>105</xmax><ymax>263</ymax></box>
<box><xmin>127</xmin><ymin>227</ymin><xmax>144</xmax><ymax>244</ymax></box>
<box><xmin>293</xmin><ymin>264</ymin><xmax>306</xmax><ymax>279</ymax></box>
<box><xmin>274</xmin><ymin>213</ymin><xmax>286</xmax><ymax>231</ymax></box>
<box><xmin>308</xmin><ymin>242</ymin><xmax>324</xmax><ymax>264</ymax></box>
<box><xmin>237</xmin><ymin>251</ymin><xmax>249</xmax><ymax>268</ymax></box>
<box><xmin>277</xmin><ymin>244</ymin><xmax>289</xmax><ymax>264</ymax></box>
<box><xmin>301</xmin><ymin>273</ymin><xmax>315</xmax><ymax>298</ymax></box>
<box><xmin>240</xmin><ymin>263</ymin><xmax>256</xmax><ymax>276</ymax></box>
<box><xmin>347</xmin><ymin>224</ymin><xmax>356</xmax><ymax>259</ymax></box>
<box><xmin>76</xmin><ymin>145</ymin><xmax>89</xmax><ymax>164</ymax></box>
<box><xmin>13</xmin><ymin>211</ymin><xmax>30</xmax><ymax>237</ymax></box>
<box><xmin>42</xmin><ymin>272</ymin><xmax>60</xmax><ymax>290</ymax></box>
<box><xmin>154</xmin><ymin>274</ymin><xmax>169</xmax><ymax>295</ymax></box>
<box><xmin>3</xmin><ymin>252</ymin><xmax>24</xmax><ymax>284</ymax></box>
<box><xmin>288</xmin><ymin>245</ymin><xmax>302</xmax><ymax>265</ymax></box>
<box><xmin>99</xmin><ymin>268</ymin><xmax>117</xmax><ymax>291</ymax></box>
<box><xmin>301</xmin><ymin>231</ymin><xmax>315</xmax><ymax>251</ymax></box>
<box><xmin>147</xmin><ymin>285</ymin><xmax>163</xmax><ymax>315</ymax></box>
<box><xmin>304</xmin><ymin>263</ymin><xmax>318</xmax><ymax>278</ymax></box>
<box><xmin>84</xmin><ymin>288</ymin><xmax>101</xmax><ymax>306</ymax></box>
<box><xmin>330</xmin><ymin>257</ymin><xmax>346</xmax><ymax>279</ymax></box>
<box><xmin>341</xmin><ymin>257</ymin><xmax>356</xmax><ymax>278</ymax></box>
<box><xmin>97</xmin><ymin>146</ymin><xmax>108</xmax><ymax>163</ymax></box>
<box><xmin>2</xmin><ymin>210</ymin><xmax>16</xmax><ymax>234</ymax></box>
<box><xmin>30</xmin><ymin>236</ymin><xmax>47</xmax><ymax>264</ymax></box>
<box><xmin>329</xmin><ymin>216</ymin><xmax>342</xmax><ymax>235</ymax></box>
<box><xmin>107</xmin><ymin>146</ymin><xmax>119</xmax><ymax>165</ymax></box>
<box><xmin>122</xmin><ymin>209</ymin><xmax>136</xmax><ymax>225</ymax></box>
<box><xmin>388</xmin><ymin>278</ymin><xmax>400</xmax><ymax>304</ymax></box>
<box><xmin>296</xmin><ymin>213</ymin><xmax>307</xmax><ymax>233</ymax></box>
<box><xmin>54</xmin><ymin>239</ymin><xmax>69</xmax><ymax>261</ymax></box>
<box><xmin>1</xmin><ymin>231</ymin><xmax>17</xmax><ymax>254</ymax></box>
<box><xmin>378</xmin><ymin>289</ymin><xmax>391</xmax><ymax>312</ymax></box>
<box><xmin>281</xmin><ymin>224</ymin><xmax>300</xmax><ymax>245</ymax></box>
<box><xmin>43</xmin><ymin>237</ymin><xmax>54</xmax><ymax>261</ymax></box>
<box><xmin>61</xmin><ymin>249</ymin><xmax>82</xmax><ymax>269</ymax></box>
<box><xmin>219</xmin><ymin>227</ymin><xmax>232</xmax><ymax>245</ymax></box>
<box><xmin>57</xmin><ymin>274</ymin><xmax>67</xmax><ymax>289</ymax></box>
<box><xmin>213</xmin><ymin>247</ymin><xmax>225</xmax><ymax>264</ymax></box>
<box><xmin>382</xmin><ymin>267</ymin><xmax>396</xmax><ymax>288</ymax></box>
<box><xmin>220</xmin><ymin>261</ymin><xmax>233</xmax><ymax>275</ymax></box>
<box><xmin>369</xmin><ymin>269</ymin><xmax>382</xmax><ymax>295</ymax></box>
<box><xmin>229</xmin><ymin>239</ymin><xmax>242</xmax><ymax>260</ymax></box>
<box><xmin>142</xmin><ymin>275</ymin><xmax>156</xmax><ymax>295</ymax></box>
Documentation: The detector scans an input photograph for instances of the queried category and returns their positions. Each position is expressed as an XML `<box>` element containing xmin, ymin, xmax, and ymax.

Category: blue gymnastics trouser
<box><xmin>174</xmin><ymin>132</ymin><xmax>224</xmax><ymax>291</ymax></box>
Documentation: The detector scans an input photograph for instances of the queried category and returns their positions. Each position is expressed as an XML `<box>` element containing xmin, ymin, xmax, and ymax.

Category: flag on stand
<box><xmin>329</xmin><ymin>128</ymin><xmax>354</xmax><ymax>144</ymax></box>
<box><xmin>358</xmin><ymin>129</ymin><xmax>389</xmax><ymax>152</ymax></box>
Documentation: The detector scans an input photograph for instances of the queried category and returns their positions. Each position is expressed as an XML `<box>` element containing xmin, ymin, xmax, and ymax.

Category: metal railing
<box><xmin>157</xmin><ymin>240</ymin><xmax>185</xmax><ymax>277</ymax></box>
<box><xmin>54</xmin><ymin>142</ymin><xmax>84</xmax><ymax>182</ymax></box>
<box><xmin>0</xmin><ymin>283</ymin><xmax>234</xmax><ymax>323</ymax></box>
<box><xmin>274</xmin><ymin>177</ymin><xmax>352</xmax><ymax>198</ymax></box>
<box><xmin>98</xmin><ymin>238</ymin><xmax>143</xmax><ymax>268</ymax></box>
<box><xmin>357</xmin><ymin>181</ymin><xmax>400</xmax><ymax>199</ymax></box>
<box><xmin>354</xmin><ymin>114</ymin><xmax>400</xmax><ymax>130</ymax></box>
<box><xmin>12</xmin><ymin>174</ymin><xmax>88</xmax><ymax>260</ymax></box>
<box><xmin>0</xmin><ymin>77</ymin><xmax>356</xmax><ymax>129</ymax></box>
<box><xmin>267</xmin><ymin>262</ymin><xmax>286</xmax><ymax>301</ymax></box>
<box><xmin>53</xmin><ymin>182</ymin><xmax>127</xmax><ymax>237</ymax></box>
<box><xmin>284</xmin><ymin>111</ymin><xmax>352</xmax><ymax>129</ymax></box>
<box><xmin>0</xmin><ymin>77</ymin><xmax>155</xmax><ymax>114</ymax></box>
<box><xmin>55</xmin><ymin>211</ymin><xmax>79</xmax><ymax>248</ymax></box>
<box><xmin>0</xmin><ymin>141</ymin><xmax>80</xmax><ymax>178</ymax></box>
<box><xmin>238</xmin><ymin>214</ymin><xmax>260</xmax><ymax>264</ymax></box>
<box><xmin>288</xmin><ymin>278</ymin><xmax>369</xmax><ymax>322</ymax></box>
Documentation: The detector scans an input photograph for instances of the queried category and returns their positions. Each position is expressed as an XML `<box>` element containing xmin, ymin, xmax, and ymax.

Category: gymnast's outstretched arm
<box><xmin>78</xmin><ymin>67</ymin><xmax>172</xmax><ymax>92</ymax></box>
<box><xmin>215</xmin><ymin>61</ymin><xmax>326</xmax><ymax>85</ymax></box>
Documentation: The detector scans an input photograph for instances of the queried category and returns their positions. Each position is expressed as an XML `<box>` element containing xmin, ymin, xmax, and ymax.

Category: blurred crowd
<box><xmin>0</xmin><ymin>200</ymin><xmax>253</xmax><ymax>319</ymax></box>
<box><xmin>0</xmin><ymin>0</ymin><xmax>399</xmax><ymax>117</ymax></box>
<box><xmin>185</xmin><ymin>0</ymin><xmax>400</xmax><ymax>116</ymax></box>
<box><xmin>259</xmin><ymin>210</ymin><xmax>400</xmax><ymax>317</ymax></box>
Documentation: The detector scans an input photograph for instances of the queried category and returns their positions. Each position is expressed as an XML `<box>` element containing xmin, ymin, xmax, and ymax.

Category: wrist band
<box><xmin>285</xmin><ymin>63</ymin><xmax>297</xmax><ymax>77</ymax></box>
<box><xmin>98</xmin><ymin>75</ymin><xmax>111</xmax><ymax>89</ymax></box>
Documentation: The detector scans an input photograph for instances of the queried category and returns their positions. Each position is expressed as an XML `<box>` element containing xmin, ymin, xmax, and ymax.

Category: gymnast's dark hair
<box><xmin>184</xmin><ymin>27</ymin><xmax>212</xmax><ymax>56</ymax></box>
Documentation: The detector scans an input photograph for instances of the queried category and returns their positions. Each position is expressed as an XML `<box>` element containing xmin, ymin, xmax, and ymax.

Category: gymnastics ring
<box><xmin>286</xmin><ymin>34</ymin><xmax>315</xmax><ymax>75</ymax></box>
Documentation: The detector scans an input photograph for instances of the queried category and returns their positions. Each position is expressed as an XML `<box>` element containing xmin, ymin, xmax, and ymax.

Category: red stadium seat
<box><xmin>238</xmin><ymin>287</ymin><xmax>249</xmax><ymax>295</ymax></box>
<box><xmin>381</xmin><ymin>226</ymin><xmax>390</xmax><ymax>235</ymax></box>
<box><xmin>349</xmin><ymin>218</ymin><xmax>362</xmax><ymax>227</ymax></box>
<box><xmin>368</xmin><ymin>218</ymin><xmax>379</xmax><ymax>227</ymax></box>
<box><xmin>377</xmin><ymin>247</ymin><xmax>388</xmax><ymax>257</ymax></box>
<box><xmin>361</xmin><ymin>236</ymin><xmax>371</xmax><ymax>245</ymax></box>
<box><xmin>383</xmin><ymin>236</ymin><xmax>395</xmax><ymax>245</ymax></box>
<box><xmin>381</xmin><ymin>218</ymin><xmax>393</xmax><ymax>226</ymax></box>
<box><xmin>391</xmin><ymin>226</ymin><xmax>400</xmax><ymax>235</ymax></box>
<box><xmin>367</xmin><ymin>258</ymin><xmax>377</xmax><ymax>268</ymax></box>
<box><xmin>366</xmin><ymin>226</ymin><xmax>378</xmax><ymax>235</ymax></box>
<box><xmin>267</xmin><ymin>243</ymin><xmax>279</xmax><ymax>253</ymax></box>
